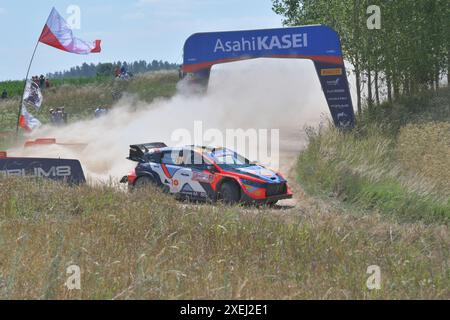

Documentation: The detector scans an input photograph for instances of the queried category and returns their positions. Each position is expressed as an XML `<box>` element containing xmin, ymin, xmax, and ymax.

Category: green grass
<box><xmin>0</xmin><ymin>76</ymin><xmax>111</xmax><ymax>99</ymax></box>
<box><xmin>297</xmin><ymin>87</ymin><xmax>450</xmax><ymax>224</ymax></box>
<box><xmin>0</xmin><ymin>177</ymin><xmax>448</xmax><ymax>299</ymax></box>
<box><xmin>0</xmin><ymin>71</ymin><xmax>179</xmax><ymax>146</ymax></box>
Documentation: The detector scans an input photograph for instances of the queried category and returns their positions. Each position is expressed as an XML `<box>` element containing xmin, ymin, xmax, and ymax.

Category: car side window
<box><xmin>144</xmin><ymin>152</ymin><xmax>162</xmax><ymax>163</ymax></box>
<box><xmin>182</xmin><ymin>151</ymin><xmax>208</xmax><ymax>169</ymax></box>
<box><xmin>161</xmin><ymin>151</ymin><xmax>177</xmax><ymax>165</ymax></box>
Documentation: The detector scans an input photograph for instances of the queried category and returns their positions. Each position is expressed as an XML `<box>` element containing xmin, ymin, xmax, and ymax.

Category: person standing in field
<box><xmin>49</xmin><ymin>108</ymin><xmax>57</xmax><ymax>124</ymax></box>
<box><xmin>45</xmin><ymin>78</ymin><xmax>50</xmax><ymax>88</ymax></box>
<box><xmin>61</xmin><ymin>107</ymin><xmax>68</xmax><ymax>124</ymax></box>
<box><xmin>1</xmin><ymin>89</ymin><xmax>7</xmax><ymax>99</ymax></box>
<box><xmin>95</xmin><ymin>106</ymin><xmax>108</xmax><ymax>118</ymax></box>
<box><xmin>115</xmin><ymin>67</ymin><xmax>121</xmax><ymax>78</ymax></box>
<box><xmin>39</xmin><ymin>75</ymin><xmax>45</xmax><ymax>89</ymax></box>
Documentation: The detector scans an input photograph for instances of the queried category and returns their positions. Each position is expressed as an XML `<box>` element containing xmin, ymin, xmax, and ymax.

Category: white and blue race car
<box><xmin>120</xmin><ymin>142</ymin><xmax>293</xmax><ymax>205</ymax></box>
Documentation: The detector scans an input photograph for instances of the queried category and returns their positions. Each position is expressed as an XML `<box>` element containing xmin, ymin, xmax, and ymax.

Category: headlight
<box><xmin>240</xmin><ymin>178</ymin><xmax>264</xmax><ymax>187</ymax></box>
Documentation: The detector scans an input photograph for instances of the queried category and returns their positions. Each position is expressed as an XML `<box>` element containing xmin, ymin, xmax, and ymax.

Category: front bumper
<box><xmin>240</xmin><ymin>190</ymin><xmax>293</xmax><ymax>204</ymax></box>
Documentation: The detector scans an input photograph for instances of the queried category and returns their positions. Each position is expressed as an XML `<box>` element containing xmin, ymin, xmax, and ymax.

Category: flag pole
<box><xmin>15</xmin><ymin>39</ymin><xmax>40</xmax><ymax>136</ymax></box>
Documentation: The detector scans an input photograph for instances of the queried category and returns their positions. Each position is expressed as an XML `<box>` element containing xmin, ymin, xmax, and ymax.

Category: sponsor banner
<box><xmin>182</xmin><ymin>25</ymin><xmax>355</xmax><ymax>129</ymax></box>
<box><xmin>320</xmin><ymin>68</ymin><xmax>343</xmax><ymax>76</ymax></box>
<box><xmin>0</xmin><ymin>157</ymin><xmax>85</xmax><ymax>184</ymax></box>
<box><xmin>183</xmin><ymin>25</ymin><xmax>343</xmax><ymax>70</ymax></box>
<box><xmin>314</xmin><ymin>61</ymin><xmax>355</xmax><ymax>128</ymax></box>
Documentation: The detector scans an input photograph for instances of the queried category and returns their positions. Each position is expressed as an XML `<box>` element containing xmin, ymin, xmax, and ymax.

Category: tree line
<box><xmin>272</xmin><ymin>0</ymin><xmax>449</xmax><ymax>112</ymax></box>
<box><xmin>47</xmin><ymin>60</ymin><xmax>179</xmax><ymax>79</ymax></box>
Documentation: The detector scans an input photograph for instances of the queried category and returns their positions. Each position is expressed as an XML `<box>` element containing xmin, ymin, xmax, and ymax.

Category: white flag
<box><xmin>23</xmin><ymin>80</ymin><xmax>43</xmax><ymax>111</ymax></box>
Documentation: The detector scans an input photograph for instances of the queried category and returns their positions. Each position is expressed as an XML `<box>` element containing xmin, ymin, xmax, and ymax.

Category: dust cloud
<box><xmin>9</xmin><ymin>59</ymin><xmax>331</xmax><ymax>183</ymax></box>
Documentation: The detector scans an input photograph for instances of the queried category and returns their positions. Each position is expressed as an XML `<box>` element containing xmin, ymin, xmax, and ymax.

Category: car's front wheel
<box><xmin>220</xmin><ymin>181</ymin><xmax>240</xmax><ymax>204</ymax></box>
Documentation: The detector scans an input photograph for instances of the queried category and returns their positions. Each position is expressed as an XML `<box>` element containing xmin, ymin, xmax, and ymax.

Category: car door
<box><xmin>171</xmin><ymin>150</ymin><xmax>210</xmax><ymax>198</ymax></box>
<box><xmin>157</xmin><ymin>149</ymin><xmax>185</xmax><ymax>193</ymax></box>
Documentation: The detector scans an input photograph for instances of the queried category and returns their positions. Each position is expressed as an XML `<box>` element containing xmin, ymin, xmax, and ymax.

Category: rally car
<box><xmin>120</xmin><ymin>142</ymin><xmax>293</xmax><ymax>205</ymax></box>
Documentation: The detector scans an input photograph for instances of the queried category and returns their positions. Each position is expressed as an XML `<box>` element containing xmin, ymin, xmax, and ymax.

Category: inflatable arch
<box><xmin>182</xmin><ymin>25</ymin><xmax>355</xmax><ymax>128</ymax></box>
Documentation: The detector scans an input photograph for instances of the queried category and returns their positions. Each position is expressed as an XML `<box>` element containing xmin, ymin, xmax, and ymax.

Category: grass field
<box><xmin>297</xmin><ymin>88</ymin><xmax>450</xmax><ymax>224</ymax></box>
<box><xmin>0</xmin><ymin>71</ymin><xmax>179</xmax><ymax>149</ymax></box>
<box><xmin>0</xmin><ymin>76</ymin><xmax>111</xmax><ymax>99</ymax></box>
<box><xmin>0</xmin><ymin>177</ymin><xmax>448</xmax><ymax>299</ymax></box>
<box><xmin>0</xmin><ymin>73</ymin><xmax>448</xmax><ymax>299</ymax></box>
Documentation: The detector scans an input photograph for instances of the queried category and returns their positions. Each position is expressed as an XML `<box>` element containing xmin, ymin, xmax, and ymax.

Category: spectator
<box><xmin>39</xmin><ymin>75</ymin><xmax>45</xmax><ymax>88</ymax></box>
<box><xmin>1</xmin><ymin>89</ymin><xmax>7</xmax><ymax>99</ymax></box>
<box><xmin>95</xmin><ymin>106</ymin><xmax>108</xmax><ymax>118</ymax></box>
<box><xmin>178</xmin><ymin>66</ymin><xmax>184</xmax><ymax>79</ymax></box>
<box><xmin>61</xmin><ymin>107</ymin><xmax>68</xmax><ymax>124</ymax></box>
<box><xmin>55</xmin><ymin>107</ymin><xmax>62</xmax><ymax>125</ymax></box>
<box><xmin>50</xmin><ymin>107</ymin><xmax>66</xmax><ymax>126</ymax></box>
<box><xmin>45</xmin><ymin>78</ymin><xmax>50</xmax><ymax>88</ymax></box>
<box><xmin>114</xmin><ymin>67</ymin><xmax>121</xmax><ymax>78</ymax></box>
<box><xmin>49</xmin><ymin>108</ymin><xmax>57</xmax><ymax>124</ymax></box>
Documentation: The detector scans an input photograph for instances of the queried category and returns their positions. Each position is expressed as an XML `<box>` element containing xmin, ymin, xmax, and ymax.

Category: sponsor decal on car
<box><xmin>192</xmin><ymin>171</ymin><xmax>214</xmax><ymax>183</ymax></box>
<box><xmin>320</xmin><ymin>68</ymin><xmax>343</xmax><ymax>76</ymax></box>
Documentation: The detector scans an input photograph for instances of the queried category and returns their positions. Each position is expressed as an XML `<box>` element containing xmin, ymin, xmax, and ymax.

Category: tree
<box><xmin>46</xmin><ymin>59</ymin><xmax>179</xmax><ymax>79</ymax></box>
<box><xmin>272</xmin><ymin>0</ymin><xmax>449</xmax><ymax>110</ymax></box>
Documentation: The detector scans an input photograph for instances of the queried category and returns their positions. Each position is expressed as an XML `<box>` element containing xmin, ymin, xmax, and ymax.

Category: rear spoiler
<box><xmin>128</xmin><ymin>142</ymin><xmax>167</xmax><ymax>161</ymax></box>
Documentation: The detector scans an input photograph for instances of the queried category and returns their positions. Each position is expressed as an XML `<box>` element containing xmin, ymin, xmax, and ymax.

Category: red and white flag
<box><xmin>39</xmin><ymin>7</ymin><xmax>101</xmax><ymax>54</ymax></box>
<box><xmin>19</xmin><ymin>104</ymin><xmax>42</xmax><ymax>132</ymax></box>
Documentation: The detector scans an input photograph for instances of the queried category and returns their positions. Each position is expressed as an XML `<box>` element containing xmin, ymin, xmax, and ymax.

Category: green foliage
<box><xmin>0</xmin><ymin>72</ymin><xmax>179</xmax><ymax>141</ymax></box>
<box><xmin>272</xmin><ymin>0</ymin><xmax>450</xmax><ymax>109</ymax></box>
<box><xmin>296</xmin><ymin>88</ymin><xmax>450</xmax><ymax>224</ymax></box>
<box><xmin>47</xmin><ymin>60</ymin><xmax>179</xmax><ymax>79</ymax></box>
<box><xmin>0</xmin><ymin>76</ymin><xmax>110</xmax><ymax>99</ymax></box>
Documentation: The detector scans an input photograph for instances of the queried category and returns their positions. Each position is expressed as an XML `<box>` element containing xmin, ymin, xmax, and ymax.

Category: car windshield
<box><xmin>209</xmin><ymin>148</ymin><xmax>251</xmax><ymax>169</ymax></box>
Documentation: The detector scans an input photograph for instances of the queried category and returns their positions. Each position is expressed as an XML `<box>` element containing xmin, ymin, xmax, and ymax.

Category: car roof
<box><xmin>149</xmin><ymin>146</ymin><xmax>225</xmax><ymax>153</ymax></box>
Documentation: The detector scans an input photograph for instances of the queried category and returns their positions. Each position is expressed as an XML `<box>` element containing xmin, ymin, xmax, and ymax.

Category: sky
<box><xmin>0</xmin><ymin>0</ymin><xmax>283</xmax><ymax>81</ymax></box>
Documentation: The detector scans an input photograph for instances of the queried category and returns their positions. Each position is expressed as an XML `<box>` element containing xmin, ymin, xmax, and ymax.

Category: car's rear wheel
<box><xmin>220</xmin><ymin>181</ymin><xmax>240</xmax><ymax>204</ymax></box>
<box><xmin>266</xmin><ymin>200</ymin><xmax>278</xmax><ymax>207</ymax></box>
<box><xmin>134</xmin><ymin>176</ymin><xmax>156</xmax><ymax>189</ymax></box>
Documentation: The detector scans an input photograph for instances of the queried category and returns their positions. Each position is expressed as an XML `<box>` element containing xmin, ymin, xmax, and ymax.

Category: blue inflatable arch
<box><xmin>183</xmin><ymin>25</ymin><xmax>355</xmax><ymax>128</ymax></box>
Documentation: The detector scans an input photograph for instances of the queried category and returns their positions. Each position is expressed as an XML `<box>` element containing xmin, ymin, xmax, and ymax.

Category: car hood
<box><xmin>234</xmin><ymin>165</ymin><xmax>284</xmax><ymax>183</ymax></box>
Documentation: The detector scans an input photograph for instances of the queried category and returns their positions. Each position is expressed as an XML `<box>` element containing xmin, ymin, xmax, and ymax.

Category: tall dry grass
<box><xmin>396</xmin><ymin>122</ymin><xmax>450</xmax><ymax>195</ymax></box>
<box><xmin>297</xmin><ymin>88</ymin><xmax>450</xmax><ymax>224</ymax></box>
<box><xmin>0</xmin><ymin>176</ymin><xmax>448</xmax><ymax>299</ymax></box>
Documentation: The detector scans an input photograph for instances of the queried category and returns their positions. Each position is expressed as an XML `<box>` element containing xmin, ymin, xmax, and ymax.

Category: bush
<box><xmin>297</xmin><ymin>88</ymin><xmax>450</xmax><ymax>224</ymax></box>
